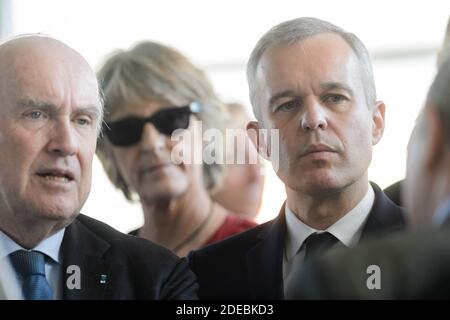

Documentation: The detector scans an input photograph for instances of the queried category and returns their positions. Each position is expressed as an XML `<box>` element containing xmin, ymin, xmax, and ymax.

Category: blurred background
<box><xmin>0</xmin><ymin>0</ymin><xmax>448</xmax><ymax>231</ymax></box>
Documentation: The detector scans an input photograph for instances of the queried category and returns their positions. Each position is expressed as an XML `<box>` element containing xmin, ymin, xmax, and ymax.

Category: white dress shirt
<box><xmin>283</xmin><ymin>184</ymin><xmax>375</xmax><ymax>298</ymax></box>
<box><xmin>0</xmin><ymin>228</ymin><xmax>65</xmax><ymax>300</ymax></box>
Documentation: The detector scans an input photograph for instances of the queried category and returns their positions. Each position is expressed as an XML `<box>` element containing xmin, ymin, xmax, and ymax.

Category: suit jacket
<box><xmin>60</xmin><ymin>214</ymin><xmax>198</xmax><ymax>299</ymax></box>
<box><xmin>188</xmin><ymin>182</ymin><xmax>405</xmax><ymax>299</ymax></box>
<box><xmin>383</xmin><ymin>180</ymin><xmax>403</xmax><ymax>207</ymax></box>
<box><xmin>294</xmin><ymin>211</ymin><xmax>450</xmax><ymax>299</ymax></box>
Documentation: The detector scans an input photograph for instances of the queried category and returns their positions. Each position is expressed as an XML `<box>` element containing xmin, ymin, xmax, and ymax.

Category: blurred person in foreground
<box><xmin>382</xmin><ymin>18</ymin><xmax>450</xmax><ymax>209</ymax></box>
<box><xmin>0</xmin><ymin>35</ymin><xmax>197</xmax><ymax>300</ymax></box>
<box><xmin>97</xmin><ymin>41</ymin><xmax>257</xmax><ymax>257</ymax></box>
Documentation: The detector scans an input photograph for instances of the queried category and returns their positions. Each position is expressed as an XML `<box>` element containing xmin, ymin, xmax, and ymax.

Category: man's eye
<box><xmin>28</xmin><ymin>111</ymin><xmax>42</xmax><ymax>119</ymax></box>
<box><xmin>276</xmin><ymin>100</ymin><xmax>300</xmax><ymax>112</ymax></box>
<box><xmin>324</xmin><ymin>94</ymin><xmax>346</xmax><ymax>103</ymax></box>
<box><xmin>76</xmin><ymin>117</ymin><xmax>91</xmax><ymax>126</ymax></box>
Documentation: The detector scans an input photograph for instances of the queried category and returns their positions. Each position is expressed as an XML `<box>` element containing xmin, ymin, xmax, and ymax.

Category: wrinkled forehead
<box><xmin>258</xmin><ymin>35</ymin><xmax>362</xmax><ymax>86</ymax></box>
<box><xmin>0</xmin><ymin>51</ymin><xmax>101</xmax><ymax>111</ymax></box>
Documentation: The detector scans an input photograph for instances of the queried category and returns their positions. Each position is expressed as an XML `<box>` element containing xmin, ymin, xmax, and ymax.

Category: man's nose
<box><xmin>300</xmin><ymin>100</ymin><xmax>328</xmax><ymax>131</ymax></box>
<box><xmin>140</xmin><ymin>123</ymin><xmax>167</xmax><ymax>153</ymax></box>
<box><xmin>47</xmin><ymin>120</ymin><xmax>78</xmax><ymax>156</ymax></box>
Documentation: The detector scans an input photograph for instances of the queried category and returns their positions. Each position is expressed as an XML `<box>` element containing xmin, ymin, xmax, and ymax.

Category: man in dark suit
<box><xmin>0</xmin><ymin>242</ymin><xmax>21</xmax><ymax>299</ymax></box>
<box><xmin>188</xmin><ymin>17</ymin><xmax>404</xmax><ymax>299</ymax></box>
<box><xmin>383</xmin><ymin>180</ymin><xmax>403</xmax><ymax>206</ymax></box>
<box><xmin>370</xmin><ymin>17</ymin><xmax>450</xmax><ymax>211</ymax></box>
<box><xmin>293</xmin><ymin>56</ymin><xmax>450</xmax><ymax>300</ymax></box>
<box><xmin>0</xmin><ymin>35</ymin><xmax>197</xmax><ymax>299</ymax></box>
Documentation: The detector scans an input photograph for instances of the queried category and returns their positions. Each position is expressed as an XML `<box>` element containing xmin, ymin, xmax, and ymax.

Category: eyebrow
<box><xmin>17</xmin><ymin>98</ymin><xmax>56</xmax><ymax>110</ymax></box>
<box><xmin>17</xmin><ymin>98</ymin><xmax>101</xmax><ymax>118</ymax></box>
<box><xmin>320</xmin><ymin>82</ymin><xmax>354</xmax><ymax>96</ymax></box>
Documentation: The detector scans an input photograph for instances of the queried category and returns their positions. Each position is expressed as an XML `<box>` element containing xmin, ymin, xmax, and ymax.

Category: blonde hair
<box><xmin>96</xmin><ymin>41</ymin><xmax>229</xmax><ymax>200</ymax></box>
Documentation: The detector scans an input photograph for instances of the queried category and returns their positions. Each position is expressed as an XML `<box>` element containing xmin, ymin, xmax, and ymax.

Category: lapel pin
<box><xmin>100</xmin><ymin>274</ymin><xmax>108</xmax><ymax>284</ymax></box>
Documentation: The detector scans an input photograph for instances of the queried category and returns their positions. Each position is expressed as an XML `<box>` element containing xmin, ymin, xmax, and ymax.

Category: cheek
<box><xmin>183</xmin><ymin>161</ymin><xmax>200</xmax><ymax>180</ymax></box>
<box><xmin>341</xmin><ymin>116</ymin><xmax>373</xmax><ymax>155</ymax></box>
<box><xmin>223</xmin><ymin>166</ymin><xmax>247</xmax><ymax>188</ymax></box>
<box><xmin>277</xmin><ymin>124</ymin><xmax>296</xmax><ymax>154</ymax></box>
<box><xmin>0</xmin><ymin>136</ymin><xmax>45</xmax><ymax>198</ymax></box>
<box><xmin>112</xmin><ymin>148</ymin><xmax>139</xmax><ymax>184</ymax></box>
<box><xmin>80</xmin><ymin>151</ymin><xmax>95</xmax><ymax>186</ymax></box>
<box><xmin>269</xmin><ymin>132</ymin><xmax>288</xmax><ymax>174</ymax></box>
<box><xmin>80</xmin><ymin>142</ymin><xmax>97</xmax><ymax>167</ymax></box>
<box><xmin>1</xmin><ymin>136</ymin><xmax>40</xmax><ymax>172</ymax></box>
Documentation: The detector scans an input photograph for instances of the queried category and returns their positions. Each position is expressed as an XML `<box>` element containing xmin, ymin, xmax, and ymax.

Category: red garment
<box><xmin>202</xmin><ymin>214</ymin><xmax>257</xmax><ymax>247</ymax></box>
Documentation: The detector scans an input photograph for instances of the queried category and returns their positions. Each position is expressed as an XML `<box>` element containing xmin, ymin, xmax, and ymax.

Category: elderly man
<box><xmin>0</xmin><ymin>242</ymin><xmax>21</xmax><ymax>299</ymax></box>
<box><xmin>294</xmin><ymin>56</ymin><xmax>450</xmax><ymax>300</ymax></box>
<box><xmin>188</xmin><ymin>17</ymin><xmax>405</xmax><ymax>299</ymax></box>
<box><xmin>0</xmin><ymin>36</ymin><xmax>197</xmax><ymax>300</ymax></box>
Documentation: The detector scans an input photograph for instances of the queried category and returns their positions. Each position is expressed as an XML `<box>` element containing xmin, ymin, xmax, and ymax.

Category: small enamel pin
<box><xmin>100</xmin><ymin>274</ymin><xmax>108</xmax><ymax>284</ymax></box>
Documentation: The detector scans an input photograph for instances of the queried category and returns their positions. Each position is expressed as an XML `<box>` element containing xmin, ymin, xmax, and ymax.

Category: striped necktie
<box><xmin>9</xmin><ymin>250</ymin><xmax>53</xmax><ymax>300</ymax></box>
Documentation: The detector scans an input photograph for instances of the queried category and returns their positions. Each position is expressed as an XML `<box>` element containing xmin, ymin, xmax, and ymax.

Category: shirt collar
<box><xmin>284</xmin><ymin>204</ymin><xmax>317</xmax><ymax>261</ymax></box>
<box><xmin>0</xmin><ymin>228</ymin><xmax>65</xmax><ymax>263</ymax></box>
<box><xmin>284</xmin><ymin>184</ymin><xmax>375</xmax><ymax>261</ymax></box>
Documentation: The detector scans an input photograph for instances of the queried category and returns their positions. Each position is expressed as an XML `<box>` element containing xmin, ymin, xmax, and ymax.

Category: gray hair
<box><xmin>0</xmin><ymin>34</ymin><xmax>105</xmax><ymax>135</ymax></box>
<box><xmin>247</xmin><ymin>17</ymin><xmax>376</xmax><ymax>120</ymax></box>
<box><xmin>427</xmin><ymin>56</ymin><xmax>450</xmax><ymax>144</ymax></box>
<box><xmin>96</xmin><ymin>41</ymin><xmax>229</xmax><ymax>200</ymax></box>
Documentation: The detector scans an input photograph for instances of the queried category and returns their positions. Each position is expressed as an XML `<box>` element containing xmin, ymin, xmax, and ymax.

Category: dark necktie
<box><xmin>304</xmin><ymin>232</ymin><xmax>339</xmax><ymax>262</ymax></box>
<box><xmin>9</xmin><ymin>250</ymin><xmax>53</xmax><ymax>300</ymax></box>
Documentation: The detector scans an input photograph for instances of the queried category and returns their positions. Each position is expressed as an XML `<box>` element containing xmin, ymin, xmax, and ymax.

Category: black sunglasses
<box><xmin>103</xmin><ymin>101</ymin><xmax>201</xmax><ymax>147</ymax></box>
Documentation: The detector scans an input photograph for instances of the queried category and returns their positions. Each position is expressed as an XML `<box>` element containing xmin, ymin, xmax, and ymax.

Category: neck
<box><xmin>0</xmin><ymin>216</ymin><xmax>67</xmax><ymax>249</ymax></box>
<box><xmin>286</xmin><ymin>176</ymin><xmax>369</xmax><ymax>230</ymax></box>
<box><xmin>139</xmin><ymin>184</ymin><xmax>227</xmax><ymax>256</ymax></box>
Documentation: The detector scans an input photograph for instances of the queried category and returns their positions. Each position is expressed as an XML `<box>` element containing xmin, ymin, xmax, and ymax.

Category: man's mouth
<box><xmin>36</xmin><ymin>169</ymin><xmax>75</xmax><ymax>182</ymax></box>
<box><xmin>302</xmin><ymin>144</ymin><xmax>336</xmax><ymax>155</ymax></box>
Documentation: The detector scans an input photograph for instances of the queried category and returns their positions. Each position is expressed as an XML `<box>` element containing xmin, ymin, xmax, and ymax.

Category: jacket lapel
<box><xmin>246</xmin><ymin>204</ymin><xmax>286</xmax><ymax>299</ymax></box>
<box><xmin>360</xmin><ymin>182</ymin><xmax>405</xmax><ymax>242</ymax></box>
<box><xmin>61</xmin><ymin>216</ymin><xmax>116</xmax><ymax>300</ymax></box>
<box><xmin>245</xmin><ymin>183</ymin><xmax>405</xmax><ymax>299</ymax></box>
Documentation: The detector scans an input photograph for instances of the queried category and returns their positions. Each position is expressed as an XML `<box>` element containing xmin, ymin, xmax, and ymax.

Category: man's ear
<box><xmin>424</xmin><ymin>105</ymin><xmax>445</xmax><ymax>171</ymax></box>
<box><xmin>371</xmin><ymin>101</ymin><xmax>386</xmax><ymax>145</ymax></box>
<box><xmin>246</xmin><ymin>121</ymin><xmax>270</xmax><ymax>160</ymax></box>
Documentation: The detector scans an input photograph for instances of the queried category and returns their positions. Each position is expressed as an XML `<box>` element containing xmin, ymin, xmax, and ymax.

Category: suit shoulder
<box><xmin>190</xmin><ymin>219</ymin><xmax>273</xmax><ymax>260</ymax></box>
<box><xmin>74</xmin><ymin>214</ymin><xmax>179</xmax><ymax>263</ymax></box>
<box><xmin>362</xmin><ymin>183</ymin><xmax>406</xmax><ymax>237</ymax></box>
<box><xmin>65</xmin><ymin>215</ymin><xmax>197</xmax><ymax>299</ymax></box>
<box><xmin>300</xmin><ymin>229</ymin><xmax>450</xmax><ymax>299</ymax></box>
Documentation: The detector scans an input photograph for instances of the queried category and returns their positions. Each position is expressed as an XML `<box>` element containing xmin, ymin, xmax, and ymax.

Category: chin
<box><xmin>140</xmin><ymin>182</ymin><xmax>189</xmax><ymax>203</ymax></box>
<box><xmin>302</xmin><ymin>182</ymin><xmax>342</xmax><ymax>196</ymax></box>
<box><xmin>32</xmin><ymin>205</ymin><xmax>79</xmax><ymax>223</ymax></box>
<box><xmin>289</xmin><ymin>170</ymin><xmax>341</xmax><ymax>194</ymax></box>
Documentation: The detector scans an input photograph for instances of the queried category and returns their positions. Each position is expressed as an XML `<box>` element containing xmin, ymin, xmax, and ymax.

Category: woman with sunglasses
<box><xmin>96</xmin><ymin>41</ymin><xmax>257</xmax><ymax>257</ymax></box>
